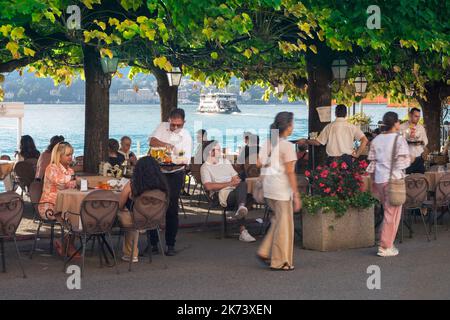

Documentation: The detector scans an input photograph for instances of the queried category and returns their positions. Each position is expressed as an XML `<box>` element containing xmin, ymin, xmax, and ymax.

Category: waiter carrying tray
<box><xmin>148</xmin><ymin>108</ymin><xmax>192</xmax><ymax>256</ymax></box>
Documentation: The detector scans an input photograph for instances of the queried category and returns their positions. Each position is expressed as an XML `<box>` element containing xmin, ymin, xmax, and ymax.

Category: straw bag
<box><xmin>388</xmin><ymin>134</ymin><xmax>406</xmax><ymax>206</ymax></box>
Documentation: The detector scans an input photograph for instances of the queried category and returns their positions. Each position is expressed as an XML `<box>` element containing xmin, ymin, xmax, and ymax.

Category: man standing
<box><xmin>400</xmin><ymin>108</ymin><xmax>428</xmax><ymax>174</ymax></box>
<box><xmin>148</xmin><ymin>108</ymin><xmax>192</xmax><ymax>256</ymax></box>
<box><xmin>299</xmin><ymin>104</ymin><xmax>368</xmax><ymax>165</ymax></box>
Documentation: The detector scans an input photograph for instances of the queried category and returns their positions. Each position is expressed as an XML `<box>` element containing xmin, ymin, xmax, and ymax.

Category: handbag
<box><xmin>388</xmin><ymin>134</ymin><xmax>406</xmax><ymax>206</ymax></box>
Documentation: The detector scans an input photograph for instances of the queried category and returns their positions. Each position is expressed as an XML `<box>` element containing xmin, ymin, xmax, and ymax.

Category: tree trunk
<box><xmin>419</xmin><ymin>84</ymin><xmax>444</xmax><ymax>153</ymax></box>
<box><xmin>82</xmin><ymin>45</ymin><xmax>111</xmax><ymax>173</ymax></box>
<box><xmin>152</xmin><ymin>66</ymin><xmax>178</xmax><ymax>122</ymax></box>
<box><xmin>306</xmin><ymin>48</ymin><xmax>333</xmax><ymax>167</ymax></box>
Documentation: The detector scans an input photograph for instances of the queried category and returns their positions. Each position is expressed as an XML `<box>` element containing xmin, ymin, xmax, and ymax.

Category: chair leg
<box><xmin>30</xmin><ymin>221</ymin><xmax>42</xmax><ymax>259</ymax></box>
<box><xmin>204</xmin><ymin>205</ymin><xmax>212</xmax><ymax>227</ymax></box>
<box><xmin>105</xmin><ymin>233</ymin><xmax>119</xmax><ymax>275</ymax></box>
<box><xmin>146</xmin><ymin>231</ymin><xmax>152</xmax><ymax>264</ymax></box>
<box><xmin>49</xmin><ymin>224</ymin><xmax>55</xmax><ymax>255</ymax></box>
<box><xmin>222</xmin><ymin>208</ymin><xmax>227</xmax><ymax>239</ymax></box>
<box><xmin>90</xmin><ymin>236</ymin><xmax>96</xmax><ymax>257</ymax></box>
<box><xmin>98</xmin><ymin>236</ymin><xmax>104</xmax><ymax>268</ymax></box>
<box><xmin>116</xmin><ymin>230</ymin><xmax>122</xmax><ymax>254</ymax></box>
<box><xmin>1</xmin><ymin>238</ymin><xmax>5</xmax><ymax>273</ymax></box>
<box><xmin>13</xmin><ymin>236</ymin><xmax>26</xmax><ymax>278</ymax></box>
<box><xmin>420</xmin><ymin>211</ymin><xmax>431</xmax><ymax>242</ymax></box>
<box><xmin>190</xmin><ymin>184</ymin><xmax>198</xmax><ymax>206</ymax></box>
<box><xmin>81</xmin><ymin>234</ymin><xmax>87</xmax><ymax>278</ymax></box>
<box><xmin>434</xmin><ymin>207</ymin><xmax>438</xmax><ymax>240</ymax></box>
<box><xmin>179</xmin><ymin>198</ymin><xmax>187</xmax><ymax>219</ymax></box>
<box><xmin>156</xmin><ymin>227</ymin><xmax>167</xmax><ymax>269</ymax></box>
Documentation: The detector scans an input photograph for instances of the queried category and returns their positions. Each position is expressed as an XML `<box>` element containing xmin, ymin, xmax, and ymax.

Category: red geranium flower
<box><xmin>320</xmin><ymin>170</ymin><xmax>329</xmax><ymax>178</ymax></box>
<box><xmin>330</xmin><ymin>162</ymin><xmax>338</xmax><ymax>169</ymax></box>
<box><xmin>319</xmin><ymin>183</ymin><xmax>325</xmax><ymax>187</ymax></box>
<box><xmin>324</xmin><ymin>188</ymin><xmax>331</xmax><ymax>194</ymax></box>
<box><xmin>341</xmin><ymin>162</ymin><xmax>348</xmax><ymax>169</ymax></box>
<box><xmin>305</xmin><ymin>170</ymin><xmax>311</xmax><ymax>177</ymax></box>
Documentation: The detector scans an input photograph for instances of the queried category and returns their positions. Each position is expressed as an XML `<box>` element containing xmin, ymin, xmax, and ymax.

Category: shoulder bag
<box><xmin>388</xmin><ymin>134</ymin><xmax>406</xmax><ymax>206</ymax></box>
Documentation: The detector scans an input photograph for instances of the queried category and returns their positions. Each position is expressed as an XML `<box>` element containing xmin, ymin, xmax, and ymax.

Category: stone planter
<box><xmin>302</xmin><ymin>206</ymin><xmax>375</xmax><ymax>251</ymax></box>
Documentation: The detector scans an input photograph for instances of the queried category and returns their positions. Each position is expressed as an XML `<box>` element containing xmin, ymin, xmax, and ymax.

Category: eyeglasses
<box><xmin>170</xmin><ymin>123</ymin><xmax>184</xmax><ymax>128</ymax></box>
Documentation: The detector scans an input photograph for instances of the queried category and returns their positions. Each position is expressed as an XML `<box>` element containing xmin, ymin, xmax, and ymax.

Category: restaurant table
<box><xmin>0</xmin><ymin>160</ymin><xmax>14</xmax><ymax>180</ymax></box>
<box><xmin>55</xmin><ymin>189</ymin><xmax>120</xmax><ymax>230</ymax></box>
<box><xmin>76</xmin><ymin>175</ymin><xmax>119</xmax><ymax>189</ymax></box>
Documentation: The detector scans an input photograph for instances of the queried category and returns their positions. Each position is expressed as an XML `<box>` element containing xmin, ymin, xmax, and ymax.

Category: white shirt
<box><xmin>149</xmin><ymin>122</ymin><xmax>192</xmax><ymax>172</ymax></box>
<box><xmin>259</xmin><ymin>139</ymin><xmax>297</xmax><ymax>201</ymax></box>
<box><xmin>367</xmin><ymin>133</ymin><xmax>410</xmax><ymax>184</ymax></box>
<box><xmin>399</xmin><ymin>122</ymin><xmax>428</xmax><ymax>159</ymax></box>
<box><xmin>316</xmin><ymin>118</ymin><xmax>365</xmax><ymax>157</ymax></box>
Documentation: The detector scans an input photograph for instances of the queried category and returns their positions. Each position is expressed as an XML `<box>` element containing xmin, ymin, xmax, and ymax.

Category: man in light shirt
<box><xmin>299</xmin><ymin>104</ymin><xmax>369</xmax><ymax>166</ymax></box>
<box><xmin>400</xmin><ymin>107</ymin><xmax>428</xmax><ymax>174</ymax></box>
<box><xmin>200</xmin><ymin>140</ymin><xmax>256</xmax><ymax>242</ymax></box>
<box><xmin>148</xmin><ymin>108</ymin><xmax>192</xmax><ymax>256</ymax></box>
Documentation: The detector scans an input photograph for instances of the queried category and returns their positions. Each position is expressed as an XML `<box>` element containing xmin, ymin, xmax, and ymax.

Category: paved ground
<box><xmin>2</xmin><ymin>201</ymin><xmax>450</xmax><ymax>300</ymax></box>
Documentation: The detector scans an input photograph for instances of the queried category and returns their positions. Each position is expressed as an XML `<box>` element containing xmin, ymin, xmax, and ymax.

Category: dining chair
<box><xmin>13</xmin><ymin>161</ymin><xmax>35</xmax><ymax>197</ymax></box>
<box><xmin>423</xmin><ymin>173</ymin><xmax>450</xmax><ymax>240</ymax></box>
<box><xmin>0</xmin><ymin>192</ymin><xmax>26</xmax><ymax>278</ymax></box>
<box><xmin>29</xmin><ymin>180</ymin><xmax>65</xmax><ymax>258</ymax></box>
<box><xmin>400</xmin><ymin>174</ymin><xmax>430</xmax><ymax>243</ymax></box>
<box><xmin>119</xmin><ymin>189</ymin><xmax>168</xmax><ymax>272</ymax></box>
<box><xmin>64</xmin><ymin>190</ymin><xmax>119</xmax><ymax>277</ymax></box>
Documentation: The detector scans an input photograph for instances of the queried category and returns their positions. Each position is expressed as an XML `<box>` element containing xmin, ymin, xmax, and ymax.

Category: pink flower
<box><xmin>330</xmin><ymin>162</ymin><xmax>338</xmax><ymax>169</ymax></box>
<box><xmin>341</xmin><ymin>162</ymin><xmax>348</xmax><ymax>169</ymax></box>
<box><xmin>324</xmin><ymin>188</ymin><xmax>331</xmax><ymax>194</ymax></box>
<box><xmin>319</xmin><ymin>183</ymin><xmax>325</xmax><ymax>187</ymax></box>
<box><xmin>317</xmin><ymin>166</ymin><xmax>322</xmax><ymax>171</ymax></box>
<box><xmin>305</xmin><ymin>170</ymin><xmax>311</xmax><ymax>177</ymax></box>
<box><xmin>337</xmin><ymin>187</ymin><xmax>343</xmax><ymax>192</ymax></box>
<box><xmin>320</xmin><ymin>170</ymin><xmax>329</xmax><ymax>178</ymax></box>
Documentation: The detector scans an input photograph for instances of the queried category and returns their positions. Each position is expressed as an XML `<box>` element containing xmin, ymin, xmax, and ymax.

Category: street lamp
<box><xmin>405</xmin><ymin>86</ymin><xmax>415</xmax><ymax>97</ymax></box>
<box><xmin>331</xmin><ymin>59</ymin><xmax>348</xmax><ymax>81</ymax></box>
<box><xmin>354</xmin><ymin>75</ymin><xmax>368</xmax><ymax>94</ymax></box>
<box><xmin>275</xmin><ymin>83</ymin><xmax>285</xmax><ymax>94</ymax></box>
<box><xmin>100</xmin><ymin>53</ymin><xmax>119</xmax><ymax>74</ymax></box>
<box><xmin>167</xmin><ymin>66</ymin><xmax>182</xmax><ymax>87</ymax></box>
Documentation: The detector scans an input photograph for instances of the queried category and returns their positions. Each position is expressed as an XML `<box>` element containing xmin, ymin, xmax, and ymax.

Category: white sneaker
<box><xmin>235</xmin><ymin>206</ymin><xmax>248</xmax><ymax>219</ymax></box>
<box><xmin>239</xmin><ymin>229</ymin><xmax>256</xmax><ymax>242</ymax></box>
<box><xmin>121</xmin><ymin>255</ymin><xmax>138</xmax><ymax>263</ymax></box>
<box><xmin>377</xmin><ymin>246</ymin><xmax>399</xmax><ymax>257</ymax></box>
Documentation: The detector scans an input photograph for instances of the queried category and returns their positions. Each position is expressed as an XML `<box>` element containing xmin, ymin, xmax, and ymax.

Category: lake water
<box><xmin>0</xmin><ymin>103</ymin><xmax>407</xmax><ymax>191</ymax></box>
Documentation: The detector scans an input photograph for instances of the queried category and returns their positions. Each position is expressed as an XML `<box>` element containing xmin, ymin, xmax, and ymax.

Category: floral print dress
<box><xmin>38</xmin><ymin>164</ymin><xmax>76</xmax><ymax>219</ymax></box>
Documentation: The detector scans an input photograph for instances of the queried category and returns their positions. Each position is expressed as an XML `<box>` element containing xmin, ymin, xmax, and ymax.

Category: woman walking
<box><xmin>257</xmin><ymin>112</ymin><xmax>301</xmax><ymax>271</ymax></box>
<box><xmin>367</xmin><ymin>112</ymin><xmax>410</xmax><ymax>257</ymax></box>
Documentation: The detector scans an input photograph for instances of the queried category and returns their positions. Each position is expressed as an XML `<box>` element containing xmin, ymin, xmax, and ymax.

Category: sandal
<box><xmin>270</xmin><ymin>263</ymin><xmax>295</xmax><ymax>271</ymax></box>
<box><xmin>256</xmin><ymin>254</ymin><xmax>271</xmax><ymax>266</ymax></box>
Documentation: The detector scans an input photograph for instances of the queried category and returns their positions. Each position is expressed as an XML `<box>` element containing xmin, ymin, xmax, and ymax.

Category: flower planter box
<box><xmin>302</xmin><ymin>206</ymin><xmax>375</xmax><ymax>252</ymax></box>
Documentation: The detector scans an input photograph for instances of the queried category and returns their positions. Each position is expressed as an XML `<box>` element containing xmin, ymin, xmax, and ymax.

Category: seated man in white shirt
<box><xmin>200</xmin><ymin>140</ymin><xmax>256</xmax><ymax>242</ymax></box>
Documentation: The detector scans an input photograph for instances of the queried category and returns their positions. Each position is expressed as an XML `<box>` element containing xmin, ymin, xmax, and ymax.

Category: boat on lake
<box><xmin>198</xmin><ymin>93</ymin><xmax>241</xmax><ymax>114</ymax></box>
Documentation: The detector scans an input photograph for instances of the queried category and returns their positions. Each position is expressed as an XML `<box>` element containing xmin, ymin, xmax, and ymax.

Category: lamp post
<box><xmin>167</xmin><ymin>66</ymin><xmax>182</xmax><ymax>87</ymax></box>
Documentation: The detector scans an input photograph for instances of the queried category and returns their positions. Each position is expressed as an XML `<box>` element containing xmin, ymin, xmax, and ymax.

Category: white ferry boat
<box><xmin>198</xmin><ymin>93</ymin><xmax>241</xmax><ymax>113</ymax></box>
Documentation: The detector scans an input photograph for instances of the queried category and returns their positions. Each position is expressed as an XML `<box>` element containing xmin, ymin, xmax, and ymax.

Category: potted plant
<box><xmin>302</xmin><ymin>160</ymin><xmax>378</xmax><ymax>251</ymax></box>
<box><xmin>348</xmin><ymin>112</ymin><xmax>372</xmax><ymax>132</ymax></box>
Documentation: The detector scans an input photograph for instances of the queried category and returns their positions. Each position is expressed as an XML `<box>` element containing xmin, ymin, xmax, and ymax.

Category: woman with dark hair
<box><xmin>256</xmin><ymin>112</ymin><xmax>300</xmax><ymax>271</ymax></box>
<box><xmin>118</xmin><ymin>156</ymin><xmax>169</xmax><ymax>262</ymax></box>
<box><xmin>367</xmin><ymin>112</ymin><xmax>410</xmax><ymax>257</ymax></box>
<box><xmin>108</xmin><ymin>138</ymin><xmax>125</xmax><ymax>167</ymax></box>
<box><xmin>16</xmin><ymin>135</ymin><xmax>40</xmax><ymax>164</ymax></box>
<box><xmin>36</xmin><ymin>135</ymin><xmax>65</xmax><ymax>180</ymax></box>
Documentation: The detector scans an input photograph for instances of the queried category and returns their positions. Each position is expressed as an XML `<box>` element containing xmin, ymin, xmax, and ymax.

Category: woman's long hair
<box><xmin>270</xmin><ymin>112</ymin><xmax>294</xmax><ymax>148</ymax></box>
<box><xmin>17</xmin><ymin>135</ymin><xmax>40</xmax><ymax>159</ymax></box>
<box><xmin>131</xmin><ymin>156</ymin><xmax>169</xmax><ymax>198</ymax></box>
<box><xmin>51</xmin><ymin>142</ymin><xmax>73</xmax><ymax>166</ymax></box>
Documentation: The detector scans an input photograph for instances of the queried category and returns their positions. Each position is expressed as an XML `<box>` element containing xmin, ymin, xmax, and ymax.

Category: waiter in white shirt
<box><xmin>148</xmin><ymin>108</ymin><xmax>192</xmax><ymax>256</ymax></box>
<box><xmin>400</xmin><ymin>107</ymin><xmax>428</xmax><ymax>174</ymax></box>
